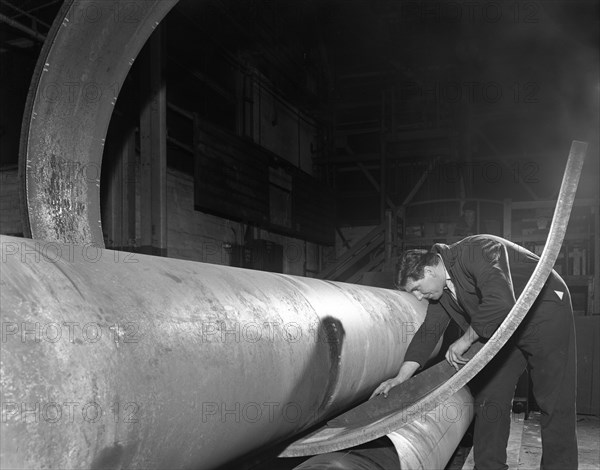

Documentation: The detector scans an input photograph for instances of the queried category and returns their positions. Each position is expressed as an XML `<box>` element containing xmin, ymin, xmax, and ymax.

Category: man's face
<box><xmin>404</xmin><ymin>266</ymin><xmax>445</xmax><ymax>302</ymax></box>
<box><xmin>464</xmin><ymin>210</ymin><xmax>476</xmax><ymax>227</ymax></box>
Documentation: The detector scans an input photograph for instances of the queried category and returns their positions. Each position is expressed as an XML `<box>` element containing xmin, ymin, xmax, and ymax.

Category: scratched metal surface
<box><xmin>19</xmin><ymin>0</ymin><xmax>178</xmax><ymax>245</ymax></box>
<box><xmin>0</xmin><ymin>234</ymin><xmax>428</xmax><ymax>469</ymax></box>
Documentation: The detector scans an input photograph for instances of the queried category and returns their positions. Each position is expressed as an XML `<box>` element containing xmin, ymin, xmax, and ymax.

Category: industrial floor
<box><xmin>451</xmin><ymin>412</ymin><xmax>600</xmax><ymax>470</ymax></box>
<box><xmin>253</xmin><ymin>412</ymin><xmax>599</xmax><ymax>469</ymax></box>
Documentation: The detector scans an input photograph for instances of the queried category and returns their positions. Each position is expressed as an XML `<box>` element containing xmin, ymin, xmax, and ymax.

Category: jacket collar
<box><xmin>432</xmin><ymin>243</ymin><xmax>457</xmax><ymax>268</ymax></box>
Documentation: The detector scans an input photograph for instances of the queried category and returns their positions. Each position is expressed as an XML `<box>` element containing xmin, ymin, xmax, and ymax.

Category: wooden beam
<box><xmin>104</xmin><ymin>146</ymin><xmax>123</xmax><ymax>250</ymax></box>
<box><xmin>0</xmin><ymin>12</ymin><xmax>47</xmax><ymax>42</ymax></box>
<box><xmin>336</xmin><ymin>227</ymin><xmax>351</xmax><ymax>250</ymax></box>
<box><xmin>402</xmin><ymin>157</ymin><xmax>440</xmax><ymax>206</ymax></box>
<box><xmin>385</xmin><ymin>128</ymin><xmax>456</xmax><ymax>142</ymax></box>
<box><xmin>334</xmin><ymin>100</ymin><xmax>381</xmax><ymax>110</ymax></box>
<box><xmin>510</xmin><ymin>198</ymin><xmax>596</xmax><ymax>209</ymax></box>
<box><xmin>317</xmin><ymin>153</ymin><xmax>448</xmax><ymax>167</ymax></box>
<box><xmin>336</xmin><ymin>127</ymin><xmax>382</xmax><ymax>136</ymax></box>
<box><xmin>594</xmin><ymin>200</ymin><xmax>599</xmax><ymax>313</ymax></box>
<box><xmin>380</xmin><ymin>90</ymin><xmax>386</xmax><ymax>223</ymax></box>
<box><xmin>384</xmin><ymin>209</ymin><xmax>394</xmax><ymax>269</ymax></box>
<box><xmin>167</xmin><ymin>102</ymin><xmax>194</xmax><ymax>121</ymax></box>
<box><xmin>169</xmin><ymin>57</ymin><xmax>235</xmax><ymax>103</ymax></box>
<box><xmin>107</xmin><ymin>129</ymin><xmax>136</xmax><ymax>250</ymax></box>
<box><xmin>356</xmin><ymin>162</ymin><xmax>396</xmax><ymax>211</ymax></box>
<box><xmin>503</xmin><ymin>199</ymin><xmax>512</xmax><ymax>240</ymax></box>
<box><xmin>318</xmin><ymin>225</ymin><xmax>384</xmax><ymax>280</ymax></box>
<box><xmin>167</xmin><ymin>135</ymin><xmax>194</xmax><ymax>155</ymax></box>
<box><xmin>123</xmin><ymin>132</ymin><xmax>136</xmax><ymax>250</ymax></box>
<box><xmin>140</xmin><ymin>25</ymin><xmax>168</xmax><ymax>256</ymax></box>
<box><xmin>347</xmin><ymin>251</ymin><xmax>386</xmax><ymax>284</ymax></box>
<box><xmin>476</xmin><ymin>129</ymin><xmax>540</xmax><ymax>200</ymax></box>
<box><xmin>102</xmin><ymin>78</ymin><xmax>137</xmax><ymax>252</ymax></box>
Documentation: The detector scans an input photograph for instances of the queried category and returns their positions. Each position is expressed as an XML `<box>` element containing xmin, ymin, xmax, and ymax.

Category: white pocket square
<box><xmin>554</xmin><ymin>290</ymin><xmax>564</xmax><ymax>300</ymax></box>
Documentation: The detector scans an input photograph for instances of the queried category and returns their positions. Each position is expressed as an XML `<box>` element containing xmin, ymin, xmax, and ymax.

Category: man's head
<box><xmin>396</xmin><ymin>250</ymin><xmax>446</xmax><ymax>302</ymax></box>
<box><xmin>463</xmin><ymin>209</ymin><xmax>476</xmax><ymax>228</ymax></box>
<box><xmin>462</xmin><ymin>201</ymin><xmax>477</xmax><ymax>228</ymax></box>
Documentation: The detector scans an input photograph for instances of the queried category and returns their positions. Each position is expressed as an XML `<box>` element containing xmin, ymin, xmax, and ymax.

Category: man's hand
<box><xmin>445</xmin><ymin>337</ymin><xmax>471</xmax><ymax>371</ymax></box>
<box><xmin>369</xmin><ymin>361</ymin><xmax>420</xmax><ymax>399</ymax></box>
<box><xmin>370</xmin><ymin>377</ymin><xmax>403</xmax><ymax>399</ymax></box>
<box><xmin>446</xmin><ymin>325</ymin><xmax>480</xmax><ymax>371</ymax></box>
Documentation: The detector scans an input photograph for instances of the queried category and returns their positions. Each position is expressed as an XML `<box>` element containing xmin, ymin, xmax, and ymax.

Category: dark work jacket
<box><xmin>404</xmin><ymin>234</ymin><xmax>569</xmax><ymax>368</ymax></box>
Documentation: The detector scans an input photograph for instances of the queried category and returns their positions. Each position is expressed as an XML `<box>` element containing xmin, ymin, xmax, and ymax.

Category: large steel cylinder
<box><xmin>291</xmin><ymin>442</ymin><xmax>401</xmax><ymax>469</ymax></box>
<box><xmin>0</xmin><ymin>235</ymin><xmax>426</xmax><ymax>469</ymax></box>
<box><xmin>292</xmin><ymin>387</ymin><xmax>474</xmax><ymax>470</ymax></box>
<box><xmin>386</xmin><ymin>386</ymin><xmax>473</xmax><ymax>468</ymax></box>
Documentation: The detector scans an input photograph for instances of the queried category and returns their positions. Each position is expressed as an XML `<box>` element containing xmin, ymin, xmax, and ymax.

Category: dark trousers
<box><xmin>470</xmin><ymin>293</ymin><xmax>578</xmax><ymax>470</ymax></box>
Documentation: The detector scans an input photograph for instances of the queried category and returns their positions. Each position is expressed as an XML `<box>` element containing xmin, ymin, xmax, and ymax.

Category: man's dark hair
<box><xmin>396</xmin><ymin>249</ymin><xmax>440</xmax><ymax>290</ymax></box>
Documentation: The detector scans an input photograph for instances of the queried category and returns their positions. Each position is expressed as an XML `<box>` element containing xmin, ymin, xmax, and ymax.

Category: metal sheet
<box><xmin>19</xmin><ymin>0</ymin><xmax>178</xmax><ymax>245</ymax></box>
<box><xmin>293</xmin><ymin>387</ymin><xmax>474</xmax><ymax>470</ymax></box>
<box><xmin>387</xmin><ymin>386</ymin><xmax>473</xmax><ymax>469</ymax></box>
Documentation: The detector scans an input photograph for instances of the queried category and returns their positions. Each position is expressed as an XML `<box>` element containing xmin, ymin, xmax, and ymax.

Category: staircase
<box><xmin>318</xmin><ymin>211</ymin><xmax>396</xmax><ymax>284</ymax></box>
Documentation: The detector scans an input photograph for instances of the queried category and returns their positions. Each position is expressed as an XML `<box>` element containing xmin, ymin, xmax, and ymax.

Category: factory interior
<box><xmin>0</xmin><ymin>0</ymin><xmax>599</xmax><ymax>469</ymax></box>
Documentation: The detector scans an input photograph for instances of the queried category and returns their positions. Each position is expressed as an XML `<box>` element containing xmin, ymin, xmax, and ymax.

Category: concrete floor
<box><xmin>456</xmin><ymin>413</ymin><xmax>600</xmax><ymax>470</ymax></box>
<box><xmin>249</xmin><ymin>412</ymin><xmax>599</xmax><ymax>469</ymax></box>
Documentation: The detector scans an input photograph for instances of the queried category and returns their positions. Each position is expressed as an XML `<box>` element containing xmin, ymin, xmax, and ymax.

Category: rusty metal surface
<box><xmin>19</xmin><ymin>0</ymin><xmax>178</xmax><ymax>245</ymax></box>
<box><xmin>280</xmin><ymin>141</ymin><xmax>587</xmax><ymax>457</ymax></box>
<box><xmin>0</xmin><ymin>235</ymin><xmax>427</xmax><ymax>469</ymax></box>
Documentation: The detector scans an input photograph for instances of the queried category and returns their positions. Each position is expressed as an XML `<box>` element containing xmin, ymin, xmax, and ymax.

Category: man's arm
<box><xmin>402</xmin><ymin>301</ymin><xmax>450</xmax><ymax>366</ymax></box>
<box><xmin>446</xmin><ymin>325</ymin><xmax>479</xmax><ymax>371</ymax></box>
<box><xmin>465</xmin><ymin>239</ymin><xmax>516</xmax><ymax>339</ymax></box>
<box><xmin>370</xmin><ymin>302</ymin><xmax>450</xmax><ymax>399</ymax></box>
<box><xmin>370</xmin><ymin>361</ymin><xmax>420</xmax><ymax>398</ymax></box>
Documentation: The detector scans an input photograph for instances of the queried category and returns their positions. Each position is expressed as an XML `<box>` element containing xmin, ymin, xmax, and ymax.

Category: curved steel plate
<box><xmin>19</xmin><ymin>0</ymin><xmax>179</xmax><ymax>245</ymax></box>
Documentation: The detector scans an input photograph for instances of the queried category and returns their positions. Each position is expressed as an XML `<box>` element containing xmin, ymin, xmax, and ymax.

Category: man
<box><xmin>454</xmin><ymin>200</ymin><xmax>477</xmax><ymax>236</ymax></box>
<box><xmin>371</xmin><ymin>234</ymin><xmax>577</xmax><ymax>470</ymax></box>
